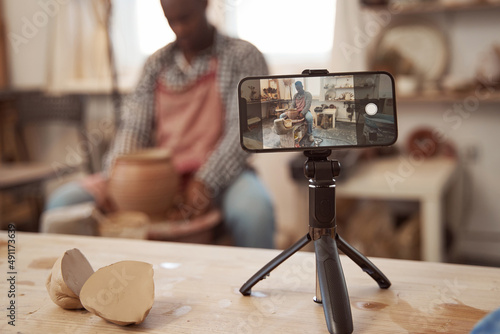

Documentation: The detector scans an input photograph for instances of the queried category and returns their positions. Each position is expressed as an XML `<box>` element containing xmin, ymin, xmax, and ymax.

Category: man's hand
<box><xmin>167</xmin><ymin>179</ymin><xmax>212</xmax><ymax>221</ymax></box>
<box><xmin>80</xmin><ymin>173</ymin><xmax>116</xmax><ymax>213</ymax></box>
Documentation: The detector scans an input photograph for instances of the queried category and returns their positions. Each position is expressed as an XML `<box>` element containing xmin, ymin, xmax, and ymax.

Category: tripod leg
<box><xmin>240</xmin><ymin>234</ymin><xmax>311</xmax><ymax>296</ymax></box>
<box><xmin>315</xmin><ymin>235</ymin><xmax>353</xmax><ymax>334</ymax></box>
<box><xmin>336</xmin><ymin>234</ymin><xmax>391</xmax><ymax>289</ymax></box>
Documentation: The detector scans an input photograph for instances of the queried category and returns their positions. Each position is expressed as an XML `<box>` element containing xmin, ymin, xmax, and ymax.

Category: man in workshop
<box><xmin>43</xmin><ymin>0</ymin><xmax>275</xmax><ymax>249</ymax></box>
<box><xmin>281</xmin><ymin>81</ymin><xmax>314</xmax><ymax>142</ymax></box>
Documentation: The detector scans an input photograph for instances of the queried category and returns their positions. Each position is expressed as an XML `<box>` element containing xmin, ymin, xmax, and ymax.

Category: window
<box><xmin>136</xmin><ymin>0</ymin><xmax>175</xmax><ymax>55</ymax></box>
<box><xmin>227</xmin><ymin>0</ymin><xmax>336</xmax><ymax>73</ymax></box>
<box><xmin>231</xmin><ymin>0</ymin><xmax>336</xmax><ymax>54</ymax></box>
<box><xmin>111</xmin><ymin>0</ymin><xmax>175</xmax><ymax>90</ymax></box>
<box><xmin>112</xmin><ymin>0</ymin><xmax>337</xmax><ymax>88</ymax></box>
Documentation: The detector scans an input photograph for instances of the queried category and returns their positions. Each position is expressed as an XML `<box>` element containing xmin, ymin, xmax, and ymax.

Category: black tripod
<box><xmin>240</xmin><ymin>150</ymin><xmax>391</xmax><ymax>334</ymax></box>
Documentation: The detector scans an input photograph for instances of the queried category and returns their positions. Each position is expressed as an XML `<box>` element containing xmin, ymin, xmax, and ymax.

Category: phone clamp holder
<box><xmin>240</xmin><ymin>149</ymin><xmax>391</xmax><ymax>334</ymax></box>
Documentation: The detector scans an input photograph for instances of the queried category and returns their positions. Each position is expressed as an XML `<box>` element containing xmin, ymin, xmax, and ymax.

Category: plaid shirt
<box><xmin>103</xmin><ymin>31</ymin><xmax>268</xmax><ymax>195</ymax></box>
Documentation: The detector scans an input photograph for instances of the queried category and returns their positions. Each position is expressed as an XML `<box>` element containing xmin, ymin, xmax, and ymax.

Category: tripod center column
<box><xmin>306</xmin><ymin>158</ymin><xmax>340</xmax><ymax>235</ymax></box>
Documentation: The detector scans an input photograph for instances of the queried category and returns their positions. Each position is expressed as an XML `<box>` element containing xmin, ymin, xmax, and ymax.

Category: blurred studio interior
<box><xmin>1</xmin><ymin>0</ymin><xmax>500</xmax><ymax>267</ymax></box>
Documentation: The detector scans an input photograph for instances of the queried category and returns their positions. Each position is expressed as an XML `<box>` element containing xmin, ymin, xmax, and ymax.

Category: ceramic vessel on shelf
<box><xmin>108</xmin><ymin>148</ymin><xmax>179</xmax><ymax>221</ymax></box>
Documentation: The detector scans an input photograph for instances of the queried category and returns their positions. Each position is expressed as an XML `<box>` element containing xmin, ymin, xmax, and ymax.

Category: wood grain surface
<box><xmin>0</xmin><ymin>232</ymin><xmax>499</xmax><ymax>333</ymax></box>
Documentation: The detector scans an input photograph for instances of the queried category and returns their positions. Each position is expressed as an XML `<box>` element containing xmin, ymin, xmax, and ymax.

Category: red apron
<box><xmin>154</xmin><ymin>59</ymin><xmax>224</xmax><ymax>182</ymax></box>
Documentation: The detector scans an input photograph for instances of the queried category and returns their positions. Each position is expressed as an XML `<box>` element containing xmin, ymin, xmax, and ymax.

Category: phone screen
<box><xmin>238</xmin><ymin>71</ymin><xmax>397</xmax><ymax>152</ymax></box>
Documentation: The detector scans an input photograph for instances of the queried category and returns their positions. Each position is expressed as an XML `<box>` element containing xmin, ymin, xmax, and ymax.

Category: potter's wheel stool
<box><xmin>274</xmin><ymin>117</ymin><xmax>306</xmax><ymax>147</ymax></box>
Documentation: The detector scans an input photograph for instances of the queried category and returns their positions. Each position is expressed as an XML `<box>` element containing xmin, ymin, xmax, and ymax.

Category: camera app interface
<box><xmin>239</xmin><ymin>73</ymin><xmax>396</xmax><ymax>150</ymax></box>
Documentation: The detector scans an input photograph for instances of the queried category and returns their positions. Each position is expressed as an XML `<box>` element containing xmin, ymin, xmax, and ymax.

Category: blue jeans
<box><xmin>304</xmin><ymin>111</ymin><xmax>314</xmax><ymax>135</ymax></box>
<box><xmin>471</xmin><ymin>307</ymin><xmax>500</xmax><ymax>334</ymax></box>
<box><xmin>44</xmin><ymin>170</ymin><xmax>275</xmax><ymax>249</ymax></box>
<box><xmin>280</xmin><ymin>111</ymin><xmax>314</xmax><ymax>135</ymax></box>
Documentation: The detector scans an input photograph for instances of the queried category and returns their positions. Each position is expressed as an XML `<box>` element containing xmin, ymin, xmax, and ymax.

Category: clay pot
<box><xmin>287</xmin><ymin>108</ymin><xmax>300</xmax><ymax>119</ymax></box>
<box><xmin>108</xmin><ymin>149</ymin><xmax>179</xmax><ymax>220</ymax></box>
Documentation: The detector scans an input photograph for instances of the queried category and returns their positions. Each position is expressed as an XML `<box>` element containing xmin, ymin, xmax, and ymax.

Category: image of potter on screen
<box><xmin>238</xmin><ymin>72</ymin><xmax>397</xmax><ymax>152</ymax></box>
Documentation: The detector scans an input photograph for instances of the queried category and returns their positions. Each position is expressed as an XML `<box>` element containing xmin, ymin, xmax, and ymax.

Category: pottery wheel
<box><xmin>291</xmin><ymin>117</ymin><xmax>305</xmax><ymax>124</ymax></box>
<box><xmin>147</xmin><ymin>209</ymin><xmax>222</xmax><ymax>240</ymax></box>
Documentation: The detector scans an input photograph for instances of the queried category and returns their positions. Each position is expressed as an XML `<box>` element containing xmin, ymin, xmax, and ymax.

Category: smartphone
<box><xmin>238</xmin><ymin>71</ymin><xmax>397</xmax><ymax>152</ymax></box>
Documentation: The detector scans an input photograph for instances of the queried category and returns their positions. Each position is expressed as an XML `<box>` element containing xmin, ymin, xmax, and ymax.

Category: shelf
<box><xmin>323</xmin><ymin>99</ymin><xmax>355</xmax><ymax>103</ymax></box>
<box><xmin>362</xmin><ymin>1</ymin><xmax>500</xmax><ymax>15</ymax></box>
<box><xmin>247</xmin><ymin>99</ymin><xmax>290</xmax><ymax>104</ymax></box>
<box><xmin>396</xmin><ymin>90</ymin><xmax>500</xmax><ymax>103</ymax></box>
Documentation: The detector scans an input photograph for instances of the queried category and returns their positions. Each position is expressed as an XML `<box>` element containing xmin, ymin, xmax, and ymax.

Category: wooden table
<box><xmin>1</xmin><ymin>232</ymin><xmax>499</xmax><ymax>333</ymax></box>
<box><xmin>337</xmin><ymin>156</ymin><xmax>458</xmax><ymax>263</ymax></box>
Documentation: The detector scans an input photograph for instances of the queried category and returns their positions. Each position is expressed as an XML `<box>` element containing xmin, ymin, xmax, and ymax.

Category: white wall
<box><xmin>3</xmin><ymin>0</ymin><xmax>50</xmax><ymax>89</ymax></box>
